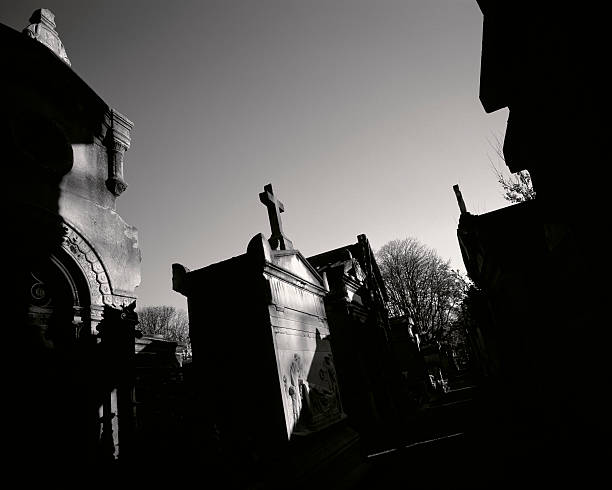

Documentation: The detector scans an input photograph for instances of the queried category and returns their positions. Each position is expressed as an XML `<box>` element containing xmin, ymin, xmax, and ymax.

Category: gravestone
<box><xmin>173</xmin><ymin>184</ymin><xmax>360</xmax><ymax>487</ymax></box>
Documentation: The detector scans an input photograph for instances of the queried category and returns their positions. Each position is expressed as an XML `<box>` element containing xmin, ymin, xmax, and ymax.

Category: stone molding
<box><xmin>61</xmin><ymin>220</ymin><xmax>134</xmax><ymax>310</ymax></box>
<box><xmin>105</xmin><ymin>109</ymin><xmax>133</xmax><ymax>150</ymax></box>
<box><xmin>273</xmin><ymin>326</ymin><xmax>321</xmax><ymax>339</ymax></box>
<box><xmin>61</xmin><ymin>221</ymin><xmax>112</xmax><ymax>306</ymax></box>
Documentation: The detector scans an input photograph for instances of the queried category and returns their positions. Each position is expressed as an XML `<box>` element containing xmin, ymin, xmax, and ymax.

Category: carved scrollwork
<box><xmin>61</xmin><ymin>222</ymin><xmax>112</xmax><ymax>307</ymax></box>
<box><xmin>60</xmin><ymin>222</ymin><xmax>137</xmax><ymax>313</ymax></box>
<box><xmin>30</xmin><ymin>272</ymin><xmax>51</xmax><ymax>307</ymax></box>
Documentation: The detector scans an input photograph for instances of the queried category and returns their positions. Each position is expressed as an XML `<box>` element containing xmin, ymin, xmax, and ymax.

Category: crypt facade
<box><xmin>5</xmin><ymin>9</ymin><xmax>141</xmax><ymax>469</ymax></box>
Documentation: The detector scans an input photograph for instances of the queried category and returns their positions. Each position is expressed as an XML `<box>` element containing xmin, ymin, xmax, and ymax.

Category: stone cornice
<box><xmin>106</xmin><ymin>109</ymin><xmax>134</xmax><ymax>150</ymax></box>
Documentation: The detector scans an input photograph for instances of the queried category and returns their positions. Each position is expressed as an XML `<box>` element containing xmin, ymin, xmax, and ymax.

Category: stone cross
<box><xmin>259</xmin><ymin>183</ymin><xmax>294</xmax><ymax>250</ymax></box>
<box><xmin>453</xmin><ymin>184</ymin><xmax>468</xmax><ymax>214</ymax></box>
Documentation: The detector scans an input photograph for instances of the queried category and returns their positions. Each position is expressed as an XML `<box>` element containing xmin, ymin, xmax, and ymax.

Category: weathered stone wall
<box><xmin>4</xmin><ymin>13</ymin><xmax>141</xmax><ymax>312</ymax></box>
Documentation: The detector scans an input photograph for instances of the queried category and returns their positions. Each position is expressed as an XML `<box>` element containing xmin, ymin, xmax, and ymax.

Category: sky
<box><xmin>2</xmin><ymin>0</ymin><xmax>510</xmax><ymax>311</ymax></box>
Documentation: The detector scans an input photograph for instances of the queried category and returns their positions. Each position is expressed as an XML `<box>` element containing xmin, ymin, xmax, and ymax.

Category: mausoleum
<box><xmin>5</xmin><ymin>9</ymin><xmax>141</xmax><ymax>469</ymax></box>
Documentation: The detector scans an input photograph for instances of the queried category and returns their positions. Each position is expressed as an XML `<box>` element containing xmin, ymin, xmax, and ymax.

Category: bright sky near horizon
<box><xmin>2</xmin><ymin>0</ymin><xmax>510</xmax><ymax>311</ymax></box>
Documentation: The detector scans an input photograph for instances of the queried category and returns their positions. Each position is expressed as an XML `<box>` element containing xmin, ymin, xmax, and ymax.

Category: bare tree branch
<box><xmin>376</xmin><ymin>238</ymin><xmax>468</xmax><ymax>343</ymax></box>
<box><xmin>487</xmin><ymin>133</ymin><xmax>536</xmax><ymax>203</ymax></box>
<box><xmin>136</xmin><ymin>305</ymin><xmax>190</xmax><ymax>345</ymax></box>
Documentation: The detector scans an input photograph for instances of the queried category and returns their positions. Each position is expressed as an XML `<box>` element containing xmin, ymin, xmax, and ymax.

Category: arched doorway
<box><xmin>24</xmin><ymin>249</ymin><xmax>101</xmax><ymax>467</ymax></box>
<box><xmin>28</xmin><ymin>252</ymin><xmax>89</xmax><ymax>344</ymax></box>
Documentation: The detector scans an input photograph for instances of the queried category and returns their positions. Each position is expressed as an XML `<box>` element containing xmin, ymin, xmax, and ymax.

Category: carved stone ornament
<box><xmin>285</xmin><ymin>354</ymin><xmax>308</xmax><ymax>430</ymax></box>
<box><xmin>60</xmin><ymin>222</ymin><xmax>112</xmax><ymax>307</ymax></box>
<box><xmin>30</xmin><ymin>272</ymin><xmax>51</xmax><ymax>308</ymax></box>
<box><xmin>104</xmin><ymin>110</ymin><xmax>134</xmax><ymax>197</ymax></box>
<box><xmin>22</xmin><ymin>9</ymin><xmax>71</xmax><ymax>66</ymax></box>
<box><xmin>106</xmin><ymin>176</ymin><xmax>128</xmax><ymax>197</ymax></box>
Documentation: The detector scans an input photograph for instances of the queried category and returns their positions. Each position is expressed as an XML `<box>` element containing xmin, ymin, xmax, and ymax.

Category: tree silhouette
<box><xmin>136</xmin><ymin>305</ymin><xmax>189</xmax><ymax>345</ymax></box>
<box><xmin>488</xmin><ymin>133</ymin><xmax>536</xmax><ymax>203</ymax></box>
<box><xmin>376</xmin><ymin>238</ymin><xmax>468</xmax><ymax>342</ymax></box>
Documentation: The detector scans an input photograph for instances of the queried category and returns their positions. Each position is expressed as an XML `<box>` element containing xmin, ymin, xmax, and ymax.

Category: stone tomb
<box><xmin>132</xmin><ymin>335</ymin><xmax>193</xmax><ymax>466</ymax></box>
<box><xmin>5</xmin><ymin>9</ymin><xmax>141</xmax><ymax>470</ymax></box>
<box><xmin>308</xmin><ymin>235</ymin><xmax>404</xmax><ymax>446</ymax></box>
<box><xmin>172</xmin><ymin>185</ymin><xmax>359</xmax><ymax>487</ymax></box>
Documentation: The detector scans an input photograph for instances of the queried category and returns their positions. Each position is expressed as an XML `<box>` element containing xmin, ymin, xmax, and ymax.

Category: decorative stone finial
<box><xmin>23</xmin><ymin>8</ymin><xmax>71</xmax><ymax>66</ymax></box>
<box><xmin>29</xmin><ymin>8</ymin><xmax>56</xmax><ymax>27</ymax></box>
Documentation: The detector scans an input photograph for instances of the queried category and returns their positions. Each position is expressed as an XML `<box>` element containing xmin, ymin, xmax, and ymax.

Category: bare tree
<box><xmin>488</xmin><ymin>133</ymin><xmax>536</xmax><ymax>203</ymax></box>
<box><xmin>376</xmin><ymin>238</ymin><xmax>468</xmax><ymax>342</ymax></box>
<box><xmin>136</xmin><ymin>305</ymin><xmax>190</xmax><ymax>345</ymax></box>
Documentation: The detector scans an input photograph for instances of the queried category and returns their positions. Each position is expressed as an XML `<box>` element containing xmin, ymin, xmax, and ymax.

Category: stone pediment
<box><xmin>271</xmin><ymin>249</ymin><xmax>325</xmax><ymax>289</ymax></box>
<box><xmin>247</xmin><ymin>234</ymin><xmax>322</xmax><ymax>285</ymax></box>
